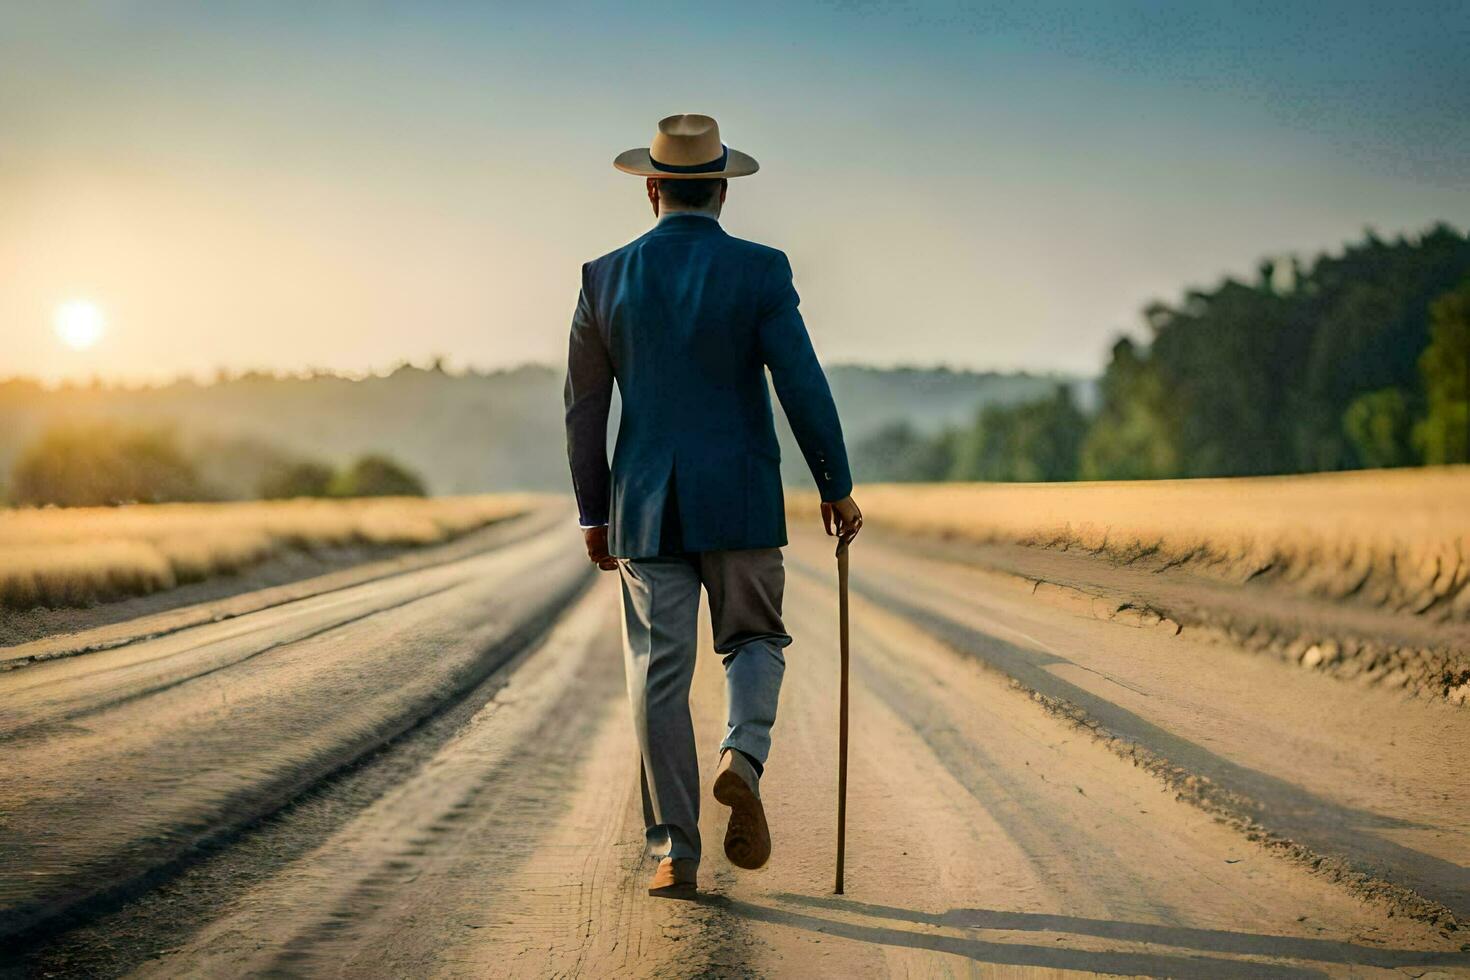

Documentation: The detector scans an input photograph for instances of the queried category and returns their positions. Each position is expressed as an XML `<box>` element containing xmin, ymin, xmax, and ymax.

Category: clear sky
<box><xmin>3</xmin><ymin>1</ymin><xmax>1466</xmax><ymax>384</ymax></box>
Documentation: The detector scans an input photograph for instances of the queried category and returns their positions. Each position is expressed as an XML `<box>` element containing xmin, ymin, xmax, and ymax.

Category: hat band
<box><xmin>649</xmin><ymin>144</ymin><xmax>729</xmax><ymax>174</ymax></box>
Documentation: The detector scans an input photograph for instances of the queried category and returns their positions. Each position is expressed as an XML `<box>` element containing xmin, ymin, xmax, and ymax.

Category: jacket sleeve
<box><xmin>564</xmin><ymin>263</ymin><xmax>614</xmax><ymax>526</ymax></box>
<box><xmin>756</xmin><ymin>251</ymin><xmax>853</xmax><ymax>502</ymax></box>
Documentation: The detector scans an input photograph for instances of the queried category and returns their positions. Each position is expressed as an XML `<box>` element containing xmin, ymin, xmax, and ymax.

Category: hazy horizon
<box><xmin>1</xmin><ymin>356</ymin><xmax>1092</xmax><ymax>392</ymax></box>
<box><xmin>5</xmin><ymin>2</ymin><xmax>1467</xmax><ymax>385</ymax></box>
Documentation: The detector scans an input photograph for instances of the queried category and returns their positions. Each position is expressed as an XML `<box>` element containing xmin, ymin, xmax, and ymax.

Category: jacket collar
<box><xmin>649</xmin><ymin>211</ymin><xmax>725</xmax><ymax>236</ymax></box>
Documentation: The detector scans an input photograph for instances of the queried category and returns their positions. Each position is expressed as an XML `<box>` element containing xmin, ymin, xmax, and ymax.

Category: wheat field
<box><xmin>800</xmin><ymin>467</ymin><xmax>1470</xmax><ymax>620</ymax></box>
<box><xmin>0</xmin><ymin>495</ymin><xmax>538</xmax><ymax>609</ymax></box>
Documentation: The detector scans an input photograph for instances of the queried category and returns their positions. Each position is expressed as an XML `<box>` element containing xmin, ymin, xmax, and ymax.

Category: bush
<box><xmin>190</xmin><ymin>434</ymin><xmax>304</xmax><ymax>501</ymax></box>
<box><xmin>9</xmin><ymin>424</ymin><xmax>205</xmax><ymax>507</ymax></box>
<box><xmin>258</xmin><ymin>460</ymin><xmax>337</xmax><ymax>499</ymax></box>
<box><xmin>1343</xmin><ymin>388</ymin><xmax>1414</xmax><ymax>468</ymax></box>
<box><xmin>330</xmin><ymin>454</ymin><xmax>427</xmax><ymax>498</ymax></box>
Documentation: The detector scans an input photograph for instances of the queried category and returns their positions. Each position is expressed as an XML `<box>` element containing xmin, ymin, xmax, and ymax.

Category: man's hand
<box><xmin>582</xmin><ymin>525</ymin><xmax>619</xmax><ymax>571</ymax></box>
<box><xmin>821</xmin><ymin>495</ymin><xmax>863</xmax><ymax>540</ymax></box>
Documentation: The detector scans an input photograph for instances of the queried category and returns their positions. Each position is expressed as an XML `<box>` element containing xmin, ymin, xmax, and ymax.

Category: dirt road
<box><xmin>3</xmin><ymin>505</ymin><xmax>1468</xmax><ymax>977</ymax></box>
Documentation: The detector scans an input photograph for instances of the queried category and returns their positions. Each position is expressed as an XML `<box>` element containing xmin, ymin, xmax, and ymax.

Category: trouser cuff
<box><xmin>719</xmin><ymin>734</ymin><xmax>769</xmax><ymax>774</ymax></box>
<box><xmin>647</xmin><ymin>823</ymin><xmax>700</xmax><ymax>862</ymax></box>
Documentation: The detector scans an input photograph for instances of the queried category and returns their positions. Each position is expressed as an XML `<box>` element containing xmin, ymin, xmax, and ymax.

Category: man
<box><xmin>564</xmin><ymin>113</ymin><xmax>862</xmax><ymax>900</ymax></box>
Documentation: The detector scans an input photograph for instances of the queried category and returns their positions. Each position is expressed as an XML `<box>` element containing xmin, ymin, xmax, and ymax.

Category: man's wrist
<box><xmin>579</xmin><ymin>522</ymin><xmax>608</xmax><ymax>530</ymax></box>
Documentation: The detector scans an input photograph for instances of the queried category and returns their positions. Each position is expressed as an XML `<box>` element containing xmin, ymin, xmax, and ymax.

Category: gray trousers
<box><xmin>618</xmin><ymin>548</ymin><xmax>789</xmax><ymax>862</ymax></box>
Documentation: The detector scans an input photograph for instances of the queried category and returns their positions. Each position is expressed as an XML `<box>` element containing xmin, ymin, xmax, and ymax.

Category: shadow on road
<box><xmin>698</xmin><ymin>893</ymin><xmax>1331</xmax><ymax>978</ymax></box>
<box><xmin>776</xmin><ymin>893</ymin><xmax>1470</xmax><ymax>971</ymax></box>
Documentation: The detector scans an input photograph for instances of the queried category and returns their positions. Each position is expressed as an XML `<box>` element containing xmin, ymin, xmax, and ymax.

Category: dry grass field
<box><xmin>802</xmin><ymin>467</ymin><xmax>1470</xmax><ymax>621</ymax></box>
<box><xmin>0</xmin><ymin>495</ymin><xmax>538</xmax><ymax>609</ymax></box>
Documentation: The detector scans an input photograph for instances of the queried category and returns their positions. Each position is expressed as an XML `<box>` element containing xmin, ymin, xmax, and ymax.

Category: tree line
<box><xmin>855</xmin><ymin>224</ymin><xmax>1470</xmax><ymax>482</ymax></box>
<box><xmin>5</xmin><ymin>423</ymin><xmax>428</xmax><ymax>507</ymax></box>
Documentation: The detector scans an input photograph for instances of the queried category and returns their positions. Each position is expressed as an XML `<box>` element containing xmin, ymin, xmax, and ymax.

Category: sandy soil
<box><xmin>3</xmin><ymin>519</ymin><xmax>1467</xmax><ymax>977</ymax></box>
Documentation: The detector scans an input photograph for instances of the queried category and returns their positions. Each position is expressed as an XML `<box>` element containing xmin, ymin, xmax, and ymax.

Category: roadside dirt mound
<box><xmin>789</xmin><ymin>470</ymin><xmax>1470</xmax><ymax>704</ymax></box>
<box><xmin>824</xmin><ymin>468</ymin><xmax>1470</xmax><ymax>624</ymax></box>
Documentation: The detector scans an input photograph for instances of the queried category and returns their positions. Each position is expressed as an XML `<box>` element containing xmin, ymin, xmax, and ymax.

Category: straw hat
<box><xmin>614</xmin><ymin>113</ymin><xmax>759</xmax><ymax>179</ymax></box>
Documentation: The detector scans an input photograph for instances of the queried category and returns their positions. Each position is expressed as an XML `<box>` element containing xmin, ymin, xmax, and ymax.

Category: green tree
<box><xmin>1342</xmin><ymin>388</ymin><xmax>1414</xmax><ymax>468</ymax></box>
<box><xmin>1414</xmin><ymin>280</ymin><xmax>1470</xmax><ymax>465</ymax></box>
<box><xmin>258</xmin><ymin>460</ymin><xmax>337</xmax><ymax>499</ymax></box>
<box><xmin>952</xmin><ymin>386</ymin><xmax>1087</xmax><ymax>482</ymax></box>
<box><xmin>1292</xmin><ymin>225</ymin><xmax>1469</xmax><ymax>470</ymax></box>
<box><xmin>331</xmin><ymin>454</ymin><xmax>427</xmax><ymax>497</ymax></box>
<box><xmin>10</xmin><ymin>423</ymin><xmax>204</xmax><ymax>506</ymax></box>
<box><xmin>1085</xmin><ymin>224</ymin><xmax>1470</xmax><ymax>479</ymax></box>
<box><xmin>1079</xmin><ymin>337</ymin><xmax>1179</xmax><ymax>480</ymax></box>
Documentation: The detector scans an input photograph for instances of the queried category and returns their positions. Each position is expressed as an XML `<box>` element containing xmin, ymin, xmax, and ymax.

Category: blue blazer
<box><xmin>564</xmin><ymin>213</ymin><xmax>852</xmax><ymax>558</ymax></box>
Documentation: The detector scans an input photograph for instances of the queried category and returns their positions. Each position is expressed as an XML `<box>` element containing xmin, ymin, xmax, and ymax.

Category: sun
<box><xmin>54</xmin><ymin>299</ymin><xmax>106</xmax><ymax>350</ymax></box>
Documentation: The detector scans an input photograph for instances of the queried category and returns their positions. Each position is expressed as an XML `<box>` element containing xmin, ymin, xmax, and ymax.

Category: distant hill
<box><xmin>0</xmin><ymin>365</ymin><xmax>1080</xmax><ymax>496</ymax></box>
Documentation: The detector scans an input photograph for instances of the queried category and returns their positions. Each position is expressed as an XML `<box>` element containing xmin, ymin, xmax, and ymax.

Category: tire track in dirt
<box><xmin>7</xmin><ymin>524</ymin><xmax>1469</xmax><ymax>976</ymax></box>
<box><xmin>129</xmin><ymin>580</ymin><xmax>749</xmax><ymax>979</ymax></box>
<box><xmin>785</xmin><ymin>528</ymin><xmax>1470</xmax><ymax>930</ymax></box>
<box><xmin>7</xmin><ymin>577</ymin><xmax>602</xmax><ymax>978</ymax></box>
<box><xmin>0</xmin><ymin>523</ymin><xmax>590</xmax><ymax>944</ymax></box>
<box><xmin>0</xmin><ymin>581</ymin><xmax>465</xmax><ymax>744</ymax></box>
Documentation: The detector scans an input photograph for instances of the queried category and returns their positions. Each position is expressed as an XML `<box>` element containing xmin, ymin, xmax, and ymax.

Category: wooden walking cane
<box><xmin>834</xmin><ymin>528</ymin><xmax>855</xmax><ymax>895</ymax></box>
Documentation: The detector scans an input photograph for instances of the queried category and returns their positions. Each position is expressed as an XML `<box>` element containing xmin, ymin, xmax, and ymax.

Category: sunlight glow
<box><xmin>54</xmin><ymin>299</ymin><xmax>106</xmax><ymax>350</ymax></box>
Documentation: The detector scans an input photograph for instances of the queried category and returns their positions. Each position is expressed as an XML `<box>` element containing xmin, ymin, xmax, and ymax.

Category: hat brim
<box><xmin>613</xmin><ymin>146</ymin><xmax>759</xmax><ymax>179</ymax></box>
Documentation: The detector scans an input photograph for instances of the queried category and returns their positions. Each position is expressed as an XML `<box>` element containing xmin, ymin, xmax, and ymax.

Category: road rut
<box><xmin>3</xmin><ymin>521</ymin><xmax>1467</xmax><ymax>977</ymax></box>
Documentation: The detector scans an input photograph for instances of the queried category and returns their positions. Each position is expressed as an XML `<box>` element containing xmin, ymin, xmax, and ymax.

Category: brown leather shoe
<box><xmin>647</xmin><ymin>857</ymin><xmax>698</xmax><ymax>899</ymax></box>
<box><xmin>713</xmin><ymin>749</ymin><xmax>771</xmax><ymax>870</ymax></box>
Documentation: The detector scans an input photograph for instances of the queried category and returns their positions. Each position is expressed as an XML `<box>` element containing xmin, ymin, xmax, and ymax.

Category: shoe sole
<box><xmin>647</xmin><ymin>882</ymin><xmax>698</xmax><ymax>900</ymax></box>
<box><xmin>714</xmin><ymin>768</ymin><xmax>771</xmax><ymax>870</ymax></box>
